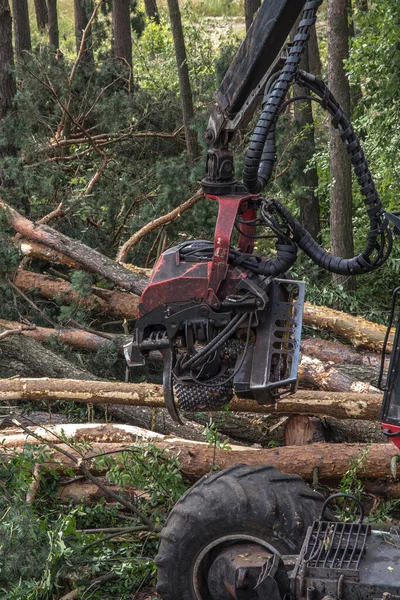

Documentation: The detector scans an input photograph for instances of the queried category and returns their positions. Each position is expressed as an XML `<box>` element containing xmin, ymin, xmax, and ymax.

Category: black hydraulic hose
<box><xmin>180</xmin><ymin>238</ymin><xmax>297</xmax><ymax>278</ymax></box>
<box><xmin>243</xmin><ymin>0</ymin><xmax>324</xmax><ymax>193</ymax></box>
<box><xmin>264</xmin><ymin>70</ymin><xmax>393</xmax><ymax>276</ymax></box>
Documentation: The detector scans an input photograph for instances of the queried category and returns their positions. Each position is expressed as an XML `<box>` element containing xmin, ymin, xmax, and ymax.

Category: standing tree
<box><xmin>244</xmin><ymin>0</ymin><xmax>260</xmax><ymax>31</ymax></box>
<box><xmin>0</xmin><ymin>0</ymin><xmax>16</xmax><ymax>161</ymax></box>
<box><xmin>11</xmin><ymin>0</ymin><xmax>31</xmax><ymax>57</ymax></box>
<box><xmin>144</xmin><ymin>0</ymin><xmax>160</xmax><ymax>24</ymax></box>
<box><xmin>328</xmin><ymin>0</ymin><xmax>354</xmax><ymax>290</ymax></box>
<box><xmin>33</xmin><ymin>0</ymin><xmax>48</xmax><ymax>32</ymax></box>
<box><xmin>290</xmin><ymin>19</ymin><xmax>320</xmax><ymax>243</ymax></box>
<box><xmin>0</xmin><ymin>0</ymin><xmax>14</xmax><ymax>117</ymax></box>
<box><xmin>74</xmin><ymin>0</ymin><xmax>94</xmax><ymax>63</ymax></box>
<box><xmin>167</xmin><ymin>0</ymin><xmax>200</xmax><ymax>161</ymax></box>
<box><xmin>47</xmin><ymin>0</ymin><xmax>59</xmax><ymax>48</ymax></box>
<box><xmin>308</xmin><ymin>24</ymin><xmax>321</xmax><ymax>76</ymax></box>
<box><xmin>112</xmin><ymin>0</ymin><xmax>132</xmax><ymax>69</ymax></box>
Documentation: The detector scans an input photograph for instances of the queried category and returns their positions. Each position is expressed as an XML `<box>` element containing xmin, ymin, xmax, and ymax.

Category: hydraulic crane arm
<box><xmin>206</xmin><ymin>0</ymin><xmax>307</xmax><ymax>145</ymax></box>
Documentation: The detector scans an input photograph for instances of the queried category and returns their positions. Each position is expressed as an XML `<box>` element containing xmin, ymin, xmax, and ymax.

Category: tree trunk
<box><xmin>0</xmin><ymin>326</ymin><xmax>98</xmax><ymax>380</ymax></box>
<box><xmin>244</xmin><ymin>0</ymin><xmax>260</xmax><ymax>31</ymax></box>
<box><xmin>112</xmin><ymin>0</ymin><xmax>132</xmax><ymax>69</ymax></box>
<box><xmin>33</xmin><ymin>0</ymin><xmax>48</xmax><ymax>32</ymax></box>
<box><xmin>74</xmin><ymin>0</ymin><xmax>94</xmax><ymax>63</ymax></box>
<box><xmin>325</xmin><ymin>416</ymin><xmax>386</xmax><ymax>444</ymax></box>
<box><xmin>0</xmin><ymin>199</ymin><xmax>147</xmax><ymax>294</ymax></box>
<box><xmin>303</xmin><ymin>302</ymin><xmax>392</xmax><ymax>353</ymax></box>
<box><xmin>284</xmin><ymin>415</ymin><xmax>328</xmax><ymax>446</ymax></box>
<box><xmin>0</xmin><ymin>0</ymin><xmax>15</xmax><ymax>121</ymax></box>
<box><xmin>0</xmin><ymin>319</ymin><xmax>124</xmax><ymax>351</ymax></box>
<box><xmin>11</xmin><ymin>0</ymin><xmax>32</xmax><ymax>57</ymax></box>
<box><xmin>4</xmin><ymin>434</ymin><xmax>399</xmax><ymax>482</ymax></box>
<box><xmin>47</xmin><ymin>0</ymin><xmax>59</xmax><ymax>48</ymax></box>
<box><xmin>13</xmin><ymin>270</ymin><xmax>140</xmax><ymax>319</ymax></box>
<box><xmin>328</xmin><ymin>0</ymin><xmax>355</xmax><ymax>290</ymax></box>
<box><xmin>0</xmin><ymin>378</ymin><xmax>384</xmax><ymax>421</ymax></box>
<box><xmin>308</xmin><ymin>24</ymin><xmax>321</xmax><ymax>76</ymax></box>
<box><xmin>299</xmin><ymin>354</ymin><xmax>379</xmax><ymax>393</ymax></box>
<box><xmin>291</xmin><ymin>17</ymin><xmax>320</xmax><ymax>242</ymax></box>
<box><xmin>143</xmin><ymin>0</ymin><xmax>160</xmax><ymax>24</ymax></box>
<box><xmin>301</xmin><ymin>337</ymin><xmax>381</xmax><ymax>368</ymax></box>
<box><xmin>166</xmin><ymin>0</ymin><xmax>200</xmax><ymax>161</ymax></box>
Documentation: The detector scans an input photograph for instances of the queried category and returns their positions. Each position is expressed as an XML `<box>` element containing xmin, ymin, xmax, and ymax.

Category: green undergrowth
<box><xmin>0</xmin><ymin>438</ymin><xmax>188</xmax><ymax>599</ymax></box>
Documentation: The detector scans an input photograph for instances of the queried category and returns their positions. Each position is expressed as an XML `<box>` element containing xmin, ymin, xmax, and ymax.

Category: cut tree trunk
<box><xmin>0</xmin><ymin>198</ymin><xmax>147</xmax><ymax>294</ymax></box>
<box><xmin>47</xmin><ymin>0</ymin><xmax>59</xmax><ymax>48</ymax></box>
<box><xmin>11</xmin><ymin>0</ymin><xmax>32</xmax><ymax>56</ymax></box>
<box><xmin>0</xmin><ymin>378</ymin><xmax>384</xmax><ymax>421</ymax></box>
<box><xmin>284</xmin><ymin>415</ymin><xmax>328</xmax><ymax>446</ymax></box>
<box><xmin>301</xmin><ymin>337</ymin><xmax>381</xmax><ymax>368</ymax></box>
<box><xmin>13</xmin><ymin>270</ymin><xmax>140</xmax><ymax>320</ymax></box>
<box><xmin>0</xmin><ymin>319</ymin><xmax>123</xmax><ymax>351</ymax></box>
<box><xmin>303</xmin><ymin>302</ymin><xmax>392</xmax><ymax>353</ymax></box>
<box><xmin>328</xmin><ymin>0</ymin><xmax>354</xmax><ymax>290</ymax></box>
<box><xmin>299</xmin><ymin>354</ymin><xmax>379</xmax><ymax>393</ymax></box>
<box><xmin>0</xmin><ymin>326</ymin><xmax>98</xmax><ymax>380</ymax></box>
<box><xmin>3</xmin><ymin>431</ymin><xmax>399</xmax><ymax>482</ymax></box>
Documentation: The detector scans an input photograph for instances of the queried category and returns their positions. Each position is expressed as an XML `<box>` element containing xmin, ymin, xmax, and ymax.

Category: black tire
<box><xmin>156</xmin><ymin>464</ymin><xmax>326</xmax><ymax>600</ymax></box>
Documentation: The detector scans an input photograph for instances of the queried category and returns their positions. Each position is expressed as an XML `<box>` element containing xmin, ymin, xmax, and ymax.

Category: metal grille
<box><xmin>304</xmin><ymin>521</ymin><xmax>370</xmax><ymax>572</ymax></box>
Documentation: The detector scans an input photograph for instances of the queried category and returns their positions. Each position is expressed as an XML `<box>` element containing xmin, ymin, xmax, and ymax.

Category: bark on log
<box><xmin>14</xmin><ymin>270</ymin><xmax>139</xmax><ymax>320</ymax></box>
<box><xmin>4</xmin><ymin>432</ymin><xmax>400</xmax><ymax>482</ymax></box>
<box><xmin>58</xmin><ymin>478</ymin><xmax>147</xmax><ymax>504</ymax></box>
<box><xmin>0</xmin><ymin>198</ymin><xmax>147</xmax><ymax>294</ymax></box>
<box><xmin>284</xmin><ymin>415</ymin><xmax>328</xmax><ymax>446</ymax></box>
<box><xmin>0</xmin><ymin>319</ymin><xmax>122</xmax><ymax>351</ymax></box>
<box><xmin>301</xmin><ymin>337</ymin><xmax>381</xmax><ymax>368</ymax></box>
<box><xmin>324</xmin><ymin>416</ymin><xmax>387</xmax><ymax>444</ymax></box>
<box><xmin>303</xmin><ymin>302</ymin><xmax>392</xmax><ymax>353</ymax></box>
<box><xmin>0</xmin><ymin>378</ymin><xmax>384</xmax><ymax>420</ymax></box>
<box><xmin>0</xmin><ymin>327</ymin><xmax>98</xmax><ymax>380</ymax></box>
<box><xmin>299</xmin><ymin>354</ymin><xmax>380</xmax><ymax>393</ymax></box>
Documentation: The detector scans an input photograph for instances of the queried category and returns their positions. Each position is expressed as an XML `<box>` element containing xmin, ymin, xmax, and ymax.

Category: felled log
<box><xmin>303</xmin><ymin>302</ymin><xmax>392</xmax><ymax>353</ymax></box>
<box><xmin>301</xmin><ymin>337</ymin><xmax>382</xmax><ymax>368</ymax></box>
<box><xmin>0</xmin><ymin>377</ymin><xmax>384</xmax><ymax>420</ymax></box>
<box><xmin>299</xmin><ymin>354</ymin><xmax>379</xmax><ymax>393</ymax></box>
<box><xmin>0</xmin><ymin>198</ymin><xmax>147</xmax><ymax>294</ymax></box>
<box><xmin>4</xmin><ymin>427</ymin><xmax>400</xmax><ymax>481</ymax></box>
<box><xmin>0</xmin><ymin>327</ymin><xmax>98</xmax><ymax>380</ymax></box>
<box><xmin>57</xmin><ymin>478</ymin><xmax>148</xmax><ymax>504</ymax></box>
<box><xmin>13</xmin><ymin>270</ymin><xmax>139</xmax><ymax>320</ymax></box>
<box><xmin>283</xmin><ymin>415</ymin><xmax>328</xmax><ymax>446</ymax></box>
<box><xmin>0</xmin><ymin>319</ymin><xmax>121</xmax><ymax>351</ymax></box>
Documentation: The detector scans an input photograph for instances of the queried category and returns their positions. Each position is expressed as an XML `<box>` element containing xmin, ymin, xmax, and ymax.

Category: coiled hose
<box><xmin>243</xmin><ymin>0</ymin><xmax>323</xmax><ymax>193</ymax></box>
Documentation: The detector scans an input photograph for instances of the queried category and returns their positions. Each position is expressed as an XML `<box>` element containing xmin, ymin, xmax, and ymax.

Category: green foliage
<box><xmin>0</xmin><ymin>440</ymin><xmax>189</xmax><ymax>599</ymax></box>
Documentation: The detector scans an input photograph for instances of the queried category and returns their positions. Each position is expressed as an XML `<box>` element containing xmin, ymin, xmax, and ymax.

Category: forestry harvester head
<box><xmin>124</xmin><ymin>0</ymin><xmax>398</xmax><ymax>424</ymax></box>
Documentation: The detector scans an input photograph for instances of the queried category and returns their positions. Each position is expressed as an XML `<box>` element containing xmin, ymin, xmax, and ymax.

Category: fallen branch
<box><xmin>116</xmin><ymin>188</ymin><xmax>203</xmax><ymax>262</ymax></box>
<box><xmin>11</xmin><ymin>418</ymin><xmax>156</xmax><ymax>529</ymax></box>
<box><xmin>0</xmin><ymin>378</ymin><xmax>383</xmax><ymax>421</ymax></box>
